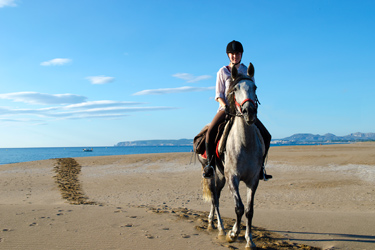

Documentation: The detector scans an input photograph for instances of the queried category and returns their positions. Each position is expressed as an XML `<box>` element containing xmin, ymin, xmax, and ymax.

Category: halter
<box><xmin>227</xmin><ymin>76</ymin><xmax>260</xmax><ymax>117</ymax></box>
<box><xmin>234</xmin><ymin>96</ymin><xmax>259</xmax><ymax>116</ymax></box>
<box><xmin>235</xmin><ymin>97</ymin><xmax>257</xmax><ymax>111</ymax></box>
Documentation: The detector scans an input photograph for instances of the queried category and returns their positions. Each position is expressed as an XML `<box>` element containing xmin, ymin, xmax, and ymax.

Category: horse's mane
<box><xmin>227</xmin><ymin>74</ymin><xmax>254</xmax><ymax>115</ymax></box>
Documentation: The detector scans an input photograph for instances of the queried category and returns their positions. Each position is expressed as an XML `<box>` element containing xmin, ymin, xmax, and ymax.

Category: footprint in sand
<box><xmin>145</xmin><ymin>234</ymin><xmax>154</xmax><ymax>239</ymax></box>
<box><xmin>122</xmin><ymin>224</ymin><xmax>133</xmax><ymax>228</ymax></box>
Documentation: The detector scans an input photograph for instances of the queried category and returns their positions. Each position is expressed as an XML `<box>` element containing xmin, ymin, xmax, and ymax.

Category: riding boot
<box><xmin>260</xmin><ymin>165</ymin><xmax>273</xmax><ymax>181</ymax></box>
<box><xmin>203</xmin><ymin>142</ymin><xmax>215</xmax><ymax>178</ymax></box>
<box><xmin>259</xmin><ymin>147</ymin><xmax>273</xmax><ymax>181</ymax></box>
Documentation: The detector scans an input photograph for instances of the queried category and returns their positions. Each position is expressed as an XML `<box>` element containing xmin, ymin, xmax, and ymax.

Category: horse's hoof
<box><xmin>226</xmin><ymin>232</ymin><xmax>238</xmax><ymax>243</ymax></box>
<box><xmin>245</xmin><ymin>244</ymin><xmax>257</xmax><ymax>250</ymax></box>
<box><xmin>218</xmin><ymin>231</ymin><xmax>226</xmax><ymax>241</ymax></box>
<box><xmin>218</xmin><ymin>230</ymin><xmax>225</xmax><ymax>237</ymax></box>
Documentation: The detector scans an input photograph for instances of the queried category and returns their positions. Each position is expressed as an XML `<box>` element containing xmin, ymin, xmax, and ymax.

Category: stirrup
<box><xmin>203</xmin><ymin>165</ymin><xmax>214</xmax><ymax>178</ymax></box>
<box><xmin>261</xmin><ymin>168</ymin><xmax>272</xmax><ymax>181</ymax></box>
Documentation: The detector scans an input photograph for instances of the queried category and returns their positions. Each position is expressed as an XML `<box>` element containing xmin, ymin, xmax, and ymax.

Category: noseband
<box><xmin>235</xmin><ymin>96</ymin><xmax>257</xmax><ymax>112</ymax></box>
<box><xmin>228</xmin><ymin>77</ymin><xmax>260</xmax><ymax>117</ymax></box>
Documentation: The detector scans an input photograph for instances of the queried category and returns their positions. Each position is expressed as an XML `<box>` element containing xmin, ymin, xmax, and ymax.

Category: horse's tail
<box><xmin>201</xmin><ymin>177</ymin><xmax>213</xmax><ymax>202</ymax></box>
<box><xmin>197</xmin><ymin>154</ymin><xmax>212</xmax><ymax>202</ymax></box>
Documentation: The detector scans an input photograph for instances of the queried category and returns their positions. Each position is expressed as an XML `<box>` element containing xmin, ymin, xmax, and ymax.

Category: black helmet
<box><xmin>226</xmin><ymin>40</ymin><xmax>244</xmax><ymax>53</ymax></box>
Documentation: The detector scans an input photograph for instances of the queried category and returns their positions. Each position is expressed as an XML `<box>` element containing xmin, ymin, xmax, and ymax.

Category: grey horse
<box><xmin>198</xmin><ymin>63</ymin><xmax>265</xmax><ymax>249</ymax></box>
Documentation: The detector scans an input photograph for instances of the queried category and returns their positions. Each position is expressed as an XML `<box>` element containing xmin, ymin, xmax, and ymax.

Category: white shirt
<box><xmin>215</xmin><ymin>63</ymin><xmax>254</xmax><ymax>111</ymax></box>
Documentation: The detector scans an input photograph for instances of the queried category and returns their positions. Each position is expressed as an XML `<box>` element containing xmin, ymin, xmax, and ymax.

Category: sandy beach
<box><xmin>1</xmin><ymin>142</ymin><xmax>374</xmax><ymax>250</ymax></box>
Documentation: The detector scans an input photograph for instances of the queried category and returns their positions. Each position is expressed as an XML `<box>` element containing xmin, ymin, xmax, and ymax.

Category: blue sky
<box><xmin>1</xmin><ymin>0</ymin><xmax>374</xmax><ymax>148</ymax></box>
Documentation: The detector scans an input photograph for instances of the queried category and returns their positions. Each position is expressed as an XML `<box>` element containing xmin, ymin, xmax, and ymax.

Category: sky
<box><xmin>1</xmin><ymin>0</ymin><xmax>374</xmax><ymax>148</ymax></box>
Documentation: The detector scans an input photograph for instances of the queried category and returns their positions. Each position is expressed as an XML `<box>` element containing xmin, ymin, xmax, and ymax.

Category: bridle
<box><xmin>235</xmin><ymin>96</ymin><xmax>258</xmax><ymax>111</ymax></box>
<box><xmin>233</xmin><ymin>95</ymin><xmax>260</xmax><ymax>117</ymax></box>
<box><xmin>227</xmin><ymin>77</ymin><xmax>260</xmax><ymax>117</ymax></box>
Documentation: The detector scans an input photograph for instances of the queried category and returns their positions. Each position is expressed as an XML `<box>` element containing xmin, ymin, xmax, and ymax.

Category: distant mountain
<box><xmin>115</xmin><ymin>139</ymin><xmax>193</xmax><ymax>147</ymax></box>
<box><xmin>115</xmin><ymin>132</ymin><xmax>375</xmax><ymax>147</ymax></box>
<box><xmin>272</xmin><ymin>132</ymin><xmax>375</xmax><ymax>144</ymax></box>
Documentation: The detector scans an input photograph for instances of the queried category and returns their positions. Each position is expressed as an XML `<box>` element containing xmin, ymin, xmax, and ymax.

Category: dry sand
<box><xmin>0</xmin><ymin>142</ymin><xmax>374</xmax><ymax>249</ymax></box>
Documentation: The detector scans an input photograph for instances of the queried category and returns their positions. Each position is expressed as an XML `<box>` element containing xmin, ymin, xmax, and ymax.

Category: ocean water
<box><xmin>0</xmin><ymin>146</ymin><xmax>194</xmax><ymax>165</ymax></box>
<box><xmin>0</xmin><ymin>142</ymin><xmax>338</xmax><ymax>165</ymax></box>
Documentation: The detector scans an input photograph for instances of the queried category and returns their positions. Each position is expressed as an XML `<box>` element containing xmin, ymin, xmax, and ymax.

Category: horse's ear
<box><xmin>231</xmin><ymin>65</ymin><xmax>238</xmax><ymax>80</ymax></box>
<box><xmin>247</xmin><ymin>62</ymin><xmax>254</xmax><ymax>78</ymax></box>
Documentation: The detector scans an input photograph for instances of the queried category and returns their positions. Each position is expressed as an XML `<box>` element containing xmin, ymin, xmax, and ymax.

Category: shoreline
<box><xmin>0</xmin><ymin>141</ymin><xmax>359</xmax><ymax>166</ymax></box>
<box><xmin>1</xmin><ymin>142</ymin><xmax>374</xmax><ymax>249</ymax></box>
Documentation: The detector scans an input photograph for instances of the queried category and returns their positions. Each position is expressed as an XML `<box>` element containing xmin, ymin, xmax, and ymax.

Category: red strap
<box><xmin>241</xmin><ymin>98</ymin><xmax>256</xmax><ymax>107</ymax></box>
<box><xmin>216</xmin><ymin>139</ymin><xmax>221</xmax><ymax>159</ymax></box>
<box><xmin>235</xmin><ymin>97</ymin><xmax>256</xmax><ymax>109</ymax></box>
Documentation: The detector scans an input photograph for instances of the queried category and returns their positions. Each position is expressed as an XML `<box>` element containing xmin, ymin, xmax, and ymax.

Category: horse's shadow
<box><xmin>269</xmin><ymin>229</ymin><xmax>375</xmax><ymax>244</ymax></box>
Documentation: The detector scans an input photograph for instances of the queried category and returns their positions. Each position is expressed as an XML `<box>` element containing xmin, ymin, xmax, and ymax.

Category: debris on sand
<box><xmin>143</xmin><ymin>205</ymin><xmax>321</xmax><ymax>250</ymax></box>
<box><xmin>54</xmin><ymin>158</ymin><xmax>97</xmax><ymax>205</ymax></box>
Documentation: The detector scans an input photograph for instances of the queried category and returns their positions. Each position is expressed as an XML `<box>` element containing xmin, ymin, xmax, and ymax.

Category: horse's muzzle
<box><xmin>243</xmin><ymin>113</ymin><xmax>256</xmax><ymax>125</ymax></box>
<box><xmin>242</xmin><ymin>102</ymin><xmax>257</xmax><ymax>125</ymax></box>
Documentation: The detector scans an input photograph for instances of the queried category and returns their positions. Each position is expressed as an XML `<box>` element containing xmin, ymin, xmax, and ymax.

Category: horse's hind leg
<box><xmin>207</xmin><ymin>196</ymin><xmax>215</xmax><ymax>231</ymax></box>
<box><xmin>208</xmin><ymin>174</ymin><xmax>226</xmax><ymax>237</ymax></box>
<box><xmin>215</xmin><ymin>174</ymin><xmax>226</xmax><ymax>236</ymax></box>
<box><xmin>206</xmin><ymin>177</ymin><xmax>216</xmax><ymax>230</ymax></box>
<box><xmin>226</xmin><ymin>176</ymin><xmax>244</xmax><ymax>243</ymax></box>
<box><xmin>245</xmin><ymin>183</ymin><xmax>259</xmax><ymax>249</ymax></box>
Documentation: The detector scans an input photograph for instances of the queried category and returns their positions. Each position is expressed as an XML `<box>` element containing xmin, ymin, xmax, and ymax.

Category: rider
<box><xmin>203</xmin><ymin>40</ymin><xmax>272</xmax><ymax>181</ymax></box>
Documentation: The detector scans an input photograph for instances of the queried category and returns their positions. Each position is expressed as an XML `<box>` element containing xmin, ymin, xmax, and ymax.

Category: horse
<box><xmin>197</xmin><ymin>62</ymin><xmax>265</xmax><ymax>249</ymax></box>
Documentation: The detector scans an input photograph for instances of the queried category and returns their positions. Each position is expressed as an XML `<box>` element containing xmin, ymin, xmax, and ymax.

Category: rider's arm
<box><xmin>216</xmin><ymin>97</ymin><xmax>227</xmax><ymax>109</ymax></box>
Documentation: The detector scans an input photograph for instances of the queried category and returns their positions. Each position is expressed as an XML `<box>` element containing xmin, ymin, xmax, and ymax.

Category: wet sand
<box><xmin>0</xmin><ymin>142</ymin><xmax>374</xmax><ymax>249</ymax></box>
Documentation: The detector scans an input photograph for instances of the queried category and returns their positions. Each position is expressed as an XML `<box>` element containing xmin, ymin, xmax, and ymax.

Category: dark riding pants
<box><xmin>206</xmin><ymin>111</ymin><xmax>271</xmax><ymax>161</ymax></box>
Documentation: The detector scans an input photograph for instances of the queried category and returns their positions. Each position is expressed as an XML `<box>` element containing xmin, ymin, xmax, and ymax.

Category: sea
<box><xmin>0</xmin><ymin>143</ymin><xmax>337</xmax><ymax>165</ymax></box>
<box><xmin>0</xmin><ymin>146</ymin><xmax>194</xmax><ymax>165</ymax></box>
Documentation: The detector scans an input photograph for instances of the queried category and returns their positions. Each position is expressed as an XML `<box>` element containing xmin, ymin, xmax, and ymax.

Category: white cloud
<box><xmin>63</xmin><ymin>100</ymin><xmax>144</xmax><ymax>109</ymax></box>
<box><xmin>0</xmin><ymin>93</ymin><xmax>177</xmax><ymax>123</ymax></box>
<box><xmin>0</xmin><ymin>118</ymin><xmax>43</xmax><ymax>123</ymax></box>
<box><xmin>40</xmin><ymin>58</ymin><xmax>72</xmax><ymax>66</ymax></box>
<box><xmin>0</xmin><ymin>0</ymin><xmax>17</xmax><ymax>8</ymax></box>
<box><xmin>49</xmin><ymin>106</ymin><xmax>176</xmax><ymax>119</ymax></box>
<box><xmin>133</xmin><ymin>86</ymin><xmax>215</xmax><ymax>96</ymax></box>
<box><xmin>172</xmin><ymin>73</ymin><xmax>211</xmax><ymax>83</ymax></box>
<box><xmin>86</xmin><ymin>75</ymin><xmax>115</xmax><ymax>84</ymax></box>
<box><xmin>0</xmin><ymin>92</ymin><xmax>87</xmax><ymax>105</ymax></box>
<box><xmin>0</xmin><ymin>104</ymin><xmax>177</xmax><ymax>120</ymax></box>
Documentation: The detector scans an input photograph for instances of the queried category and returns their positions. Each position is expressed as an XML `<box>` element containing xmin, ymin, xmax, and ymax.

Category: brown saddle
<box><xmin>193</xmin><ymin>118</ymin><xmax>233</xmax><ymax>159</ymax></box>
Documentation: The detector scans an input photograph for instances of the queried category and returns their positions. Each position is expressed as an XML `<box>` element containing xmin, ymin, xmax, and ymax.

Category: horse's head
<box><xmin>227</xmin><ymin>63</ymin><xmax>258</xmax><ymax>125</ymax></box>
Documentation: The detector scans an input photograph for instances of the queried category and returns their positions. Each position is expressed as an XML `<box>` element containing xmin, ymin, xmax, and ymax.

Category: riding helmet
<box><xmin>226</xmin><ymin>40</ymin><xmax>244</xmax><ymax>53</ymax></box>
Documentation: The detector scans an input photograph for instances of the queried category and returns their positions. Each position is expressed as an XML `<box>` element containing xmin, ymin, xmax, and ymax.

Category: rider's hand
<box><xmin>224</xmin><ymin>105</ymin><xmax>230</xmax><ymax>115</ymax></box>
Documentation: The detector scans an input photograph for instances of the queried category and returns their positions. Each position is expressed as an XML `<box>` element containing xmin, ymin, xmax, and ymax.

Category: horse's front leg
<box><xmin>226</xmin><ymin>176</ymin><xmax>244</xmax><ymax>243</ymax></box>
<box><xmin>245</xmin><ymin>183</ymin><xmax>258</xmax><ymax>249</ymax></box>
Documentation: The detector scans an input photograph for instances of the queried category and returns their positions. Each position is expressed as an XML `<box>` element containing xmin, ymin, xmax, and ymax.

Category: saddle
<box><xmin>193</xmin><ymin>118</ymin><xmax>234</xmax><ymax>160</ymax></box>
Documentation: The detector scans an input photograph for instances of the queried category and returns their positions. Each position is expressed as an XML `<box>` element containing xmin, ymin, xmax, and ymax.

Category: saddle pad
<box><xmin>200</xmin><ymin>139</ymin><xmax>221</xmax><ymax>160</ymax></box>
